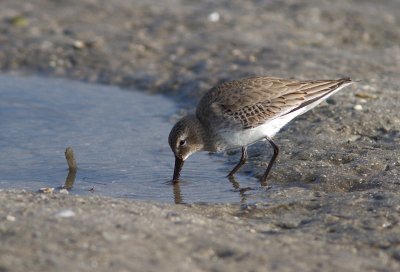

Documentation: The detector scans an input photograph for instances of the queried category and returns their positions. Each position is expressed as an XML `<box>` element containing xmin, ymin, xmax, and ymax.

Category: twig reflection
<box><xmin>62</xmin><ymin>147</ymin><xmax>77</xmax><ymax>190</ymax></box>
<box><xmin>172</xmin><ymin>175</ymin><xmax>264</xmax><ymax>204</ymax></box>
<box><xmin>63</xmin><ymin>169</ymin><xmax>77</xmax><ymax>190</ymax></box>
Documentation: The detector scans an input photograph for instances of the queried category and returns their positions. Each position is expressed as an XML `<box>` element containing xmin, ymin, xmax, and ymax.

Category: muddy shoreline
<box><xmin>1</xmin><ymin>189</ymin><xmax>400</xmax><ymax>271</ymax></box>
<box><xmin>1</xmin><ymin>0</ymin><xmax>400</xmax><ymax>271</ymax></box>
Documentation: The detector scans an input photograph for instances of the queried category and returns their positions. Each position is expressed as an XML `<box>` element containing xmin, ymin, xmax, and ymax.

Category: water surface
<box><xmin>0</xmin><ymin>75</ymin><xmax>269</xmax><ymax>203</ymax></box>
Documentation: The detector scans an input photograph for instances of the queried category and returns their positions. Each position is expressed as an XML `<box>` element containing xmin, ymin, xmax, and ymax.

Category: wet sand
<box><xmin>1</xmin><ymin>189</ymin><xmax>400</xmax><ymax>271</ymax></box>
<box><xmin>1</xmin><ymin>0</ymin><xmax>400</xmax><ymax>271</ymax></box>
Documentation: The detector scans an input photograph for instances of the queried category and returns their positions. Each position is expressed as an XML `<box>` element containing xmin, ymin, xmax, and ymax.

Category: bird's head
<box><xmin>168</xmin><ymin>115</ymin><xmax>204</xmax><ymax>182</ymax></box>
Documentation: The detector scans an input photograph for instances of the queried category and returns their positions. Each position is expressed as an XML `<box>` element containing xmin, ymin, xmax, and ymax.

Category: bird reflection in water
<box><xmin>172</xmin><ymin>175</ymin><xmax>259</xmax><ymax>204</ymax></box>
<box><xmin>173</xmin><ymin>182</ymin><xmax>184</xmax><ymax>204</ymax></box>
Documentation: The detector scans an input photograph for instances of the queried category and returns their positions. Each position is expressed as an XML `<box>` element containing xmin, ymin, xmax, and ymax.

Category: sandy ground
<box><xmin>1</xmin><ymin>0</ymin><xmax>400</xmax><ymax>271</ymax></box>
<box><xmin>1</xmin><ymin>189</ymin><xmax>400</xmax><ymax>271</ymax></box>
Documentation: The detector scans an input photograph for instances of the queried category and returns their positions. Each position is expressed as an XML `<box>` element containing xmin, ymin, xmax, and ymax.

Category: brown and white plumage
<box><xmin>169</xmin><ymin>76</ymin><xmax>353</xmax><ymax>183</ymax></box>
<box><xmin>197</xmin><ymin>77</ymin><xmax>351</xmax><ymax>130</ymax></box>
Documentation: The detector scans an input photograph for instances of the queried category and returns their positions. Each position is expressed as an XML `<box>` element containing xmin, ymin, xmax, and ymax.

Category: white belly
<box><xmin>220</xmin><ymin>116</ymin><xmax>291</xmax><ymax>149</ymax></box>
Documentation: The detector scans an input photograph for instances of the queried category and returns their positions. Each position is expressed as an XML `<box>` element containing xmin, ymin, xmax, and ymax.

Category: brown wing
<box><xmin>196</xmin><ymin>76</ymin><xmax>351</xmax><ymax>130</ymax></box>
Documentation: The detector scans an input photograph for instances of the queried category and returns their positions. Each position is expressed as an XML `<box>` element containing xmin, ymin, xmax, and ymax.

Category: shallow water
<box><xmin>0</xmin><ymin>75</ymin><xmax>272</xmax><ymax>203</ymax></box>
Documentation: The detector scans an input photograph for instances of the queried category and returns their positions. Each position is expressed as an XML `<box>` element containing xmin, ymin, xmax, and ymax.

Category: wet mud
<box><xmin>0</xmin><ymin>0</ymin><xmax>399</xmax><ymax>271</ymax></box>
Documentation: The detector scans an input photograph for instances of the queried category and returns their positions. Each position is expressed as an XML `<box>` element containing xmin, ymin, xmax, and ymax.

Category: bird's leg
<box><xmin>261</xmin><ymin>137</ymin><xmax>279</xmax><ymax>185</ymax></box>
<box><xmin>227</xmin><ymin>147</ymin><xmax>248</xmax><ymax>177</ymax></box>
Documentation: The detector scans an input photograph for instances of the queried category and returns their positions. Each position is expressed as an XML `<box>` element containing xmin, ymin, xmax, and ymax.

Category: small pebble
<box><xmin>59</xmin><ymin>189</ymin><xmax>69</xmax><ymax>194</ymax></box>
<box><xmin>38</xmin><ymin>187</ymin><xmax>54</xmax><ymax>194</ymax></box>
<box><xmin>10</xmin><ymin>15</ymin><xmax>28</xmax><ymax>27</ymax></box>
<box><xmin>54</xmin><ymin>209</ymin><xmax>75</xmax><ymax>218</ymax></box>
<box><xmin>324</xmin><ymin>214</ymin><xmax>340</xmax><ymax>224</ymax></box>
<box><xmin>348</xmin><ymin>135</ymin><xmax>361</xmax><ymax>142</ymax></box>
<box><xmin>208</xmin><ymin>12</ymin><xmax>220</xmax><ymax>22</ymax></box>
<box><xmin>354</xmin><ymin>104</ymin><xmax>363</xmax><ymax>111</ymax></box>
<box><xmin>6</xmin><ymin>215</ymin><xmax>16</xmax><ymax>222</ymax></box>
<box><xmin>73</xmin><ymin>40</ymin><xmax>85</xmax><ymax>49</ymax></box>
<box><xmin>355</xmin><ymin>92</ymin><xmax>377</xmax><ymax>99</ymax></box>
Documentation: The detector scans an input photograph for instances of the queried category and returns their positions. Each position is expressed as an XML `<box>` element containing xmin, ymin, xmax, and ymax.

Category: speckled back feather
<box><xmin>196</xmin><ymin>77</ymin><xmax>351</xmax><ymax>130</ymax></box>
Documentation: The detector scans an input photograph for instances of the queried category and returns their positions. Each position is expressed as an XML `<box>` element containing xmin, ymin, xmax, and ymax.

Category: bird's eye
<box><xmin>179</xmin><ymin>139</ymin><xmax>186</xmax><ymax>146</ymax></box>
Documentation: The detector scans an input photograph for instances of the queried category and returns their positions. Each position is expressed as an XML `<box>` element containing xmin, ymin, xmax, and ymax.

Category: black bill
<box><xmin>172</xmin><ymin>156</ymin><xmax>184</xmax><ymax>183</ymax></box>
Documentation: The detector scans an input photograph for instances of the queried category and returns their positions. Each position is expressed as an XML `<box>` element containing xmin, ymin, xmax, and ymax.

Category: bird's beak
<box><xmin>172</xmin><ymin>155</ymin><xmax>184</xmax><ymax>183</ymax></box>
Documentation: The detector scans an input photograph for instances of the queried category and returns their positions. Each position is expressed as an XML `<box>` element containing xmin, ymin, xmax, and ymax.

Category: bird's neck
<box><xmin>188</xmin><ymin>114</ymin><xmax>220</xmax><ymax>152</ymax></box>
<box><xmin>185</xmin><ymin>114</ymin><xmax>207</xmax><ymax>151</ymax></box>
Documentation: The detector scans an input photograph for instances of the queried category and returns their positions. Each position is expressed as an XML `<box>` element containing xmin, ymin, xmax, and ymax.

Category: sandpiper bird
<box><xmin>168</xmin><ymin>76</ymin><xmax>352</xmax><ymax>183</ymax></box>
